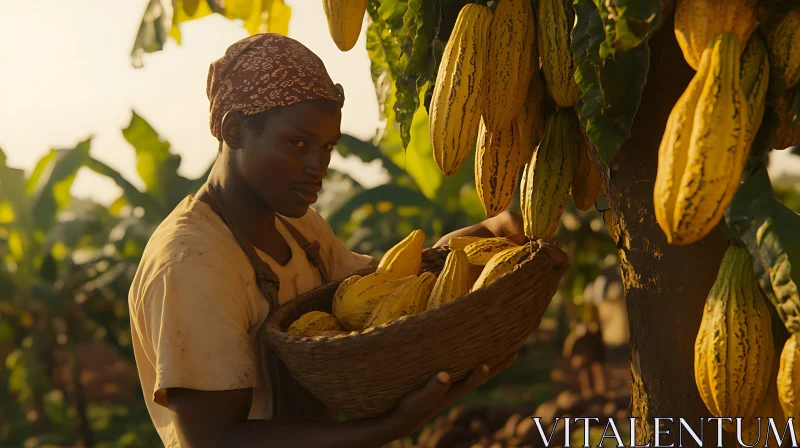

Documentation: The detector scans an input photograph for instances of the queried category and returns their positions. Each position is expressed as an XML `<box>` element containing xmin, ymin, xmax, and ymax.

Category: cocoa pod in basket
<box><xmin>470</xmin><ymin>436</ymin><xmax>493</xmax><ymax>448</ymax></box>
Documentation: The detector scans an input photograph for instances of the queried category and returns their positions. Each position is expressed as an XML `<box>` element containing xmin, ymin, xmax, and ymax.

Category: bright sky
<box><xmin>1</xmin><ymin>0</ymin><xmax>798</xmax><ymax>207</ymax></box>
<box><xmin>0</xmin><ymin>0</ymin><xmax>386</xmax><ymax>205</ymax></box>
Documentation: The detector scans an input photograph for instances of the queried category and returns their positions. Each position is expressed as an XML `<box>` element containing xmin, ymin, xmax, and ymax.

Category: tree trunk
<box><xmin>604</xmin><ymin>16</ymin><xmax>735</xmax><ymax>446</ymax></box>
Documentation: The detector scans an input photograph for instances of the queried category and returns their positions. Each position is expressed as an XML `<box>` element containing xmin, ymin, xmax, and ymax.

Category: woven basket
<box><xmin>264</xmin><ymin>241</ymin><xmax>569</xmax><ymax>419</ymax></box>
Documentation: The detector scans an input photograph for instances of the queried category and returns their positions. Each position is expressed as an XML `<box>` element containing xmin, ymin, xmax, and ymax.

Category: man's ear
<box><xmin>221</xmin><ymin>110</ymin><xmax>244</xmax><ymax>150</ymax></box>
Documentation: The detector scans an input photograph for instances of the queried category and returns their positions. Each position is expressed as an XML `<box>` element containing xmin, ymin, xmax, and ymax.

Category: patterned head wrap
<box><xmin>206</xmin><ymin>33</ymin><xmax>345</xmax><ymax>140</ymax></box>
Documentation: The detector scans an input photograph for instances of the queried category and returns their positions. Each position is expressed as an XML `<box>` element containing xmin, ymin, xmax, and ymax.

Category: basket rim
<box><xmin>264</xmin><ymin>242</ymin><xmax>568</xmax><ymax>344</ymax></box>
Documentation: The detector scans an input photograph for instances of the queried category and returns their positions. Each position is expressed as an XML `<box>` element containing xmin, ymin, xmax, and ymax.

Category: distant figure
<box><xmin>562</xmin><ymin>303</ymin><xmax>607</xmax><ymax>398</ymax></box>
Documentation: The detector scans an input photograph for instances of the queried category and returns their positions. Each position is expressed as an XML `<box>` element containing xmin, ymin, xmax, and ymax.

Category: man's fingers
<box><xmin>506</xmin><ymin>233</ymin><xmax>528</xmax><ymax>245</ymax></box>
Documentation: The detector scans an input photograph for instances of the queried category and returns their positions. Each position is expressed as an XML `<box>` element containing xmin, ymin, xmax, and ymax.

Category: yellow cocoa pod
<box><xmin>655</xmin><ymin>32</ymin><xmax>750</xmax><ymax>246</ymax></box>
<box><xmin>777</xmin><ymin>334</ymin><xmax>800</xmax><ymax>425</ymax></box>
<box><xmin>740</xmin><ymin>32</ymin><xmax>769</xmax><ymax>151</ymax></box>
<box><xmin>331</xmin><ymin>274</ymin><xmax>362</xmax><ymax>321</ymax></box>
<box><xmin>673</xmin><ymin>0</ymin><xmax>757</xmax><ymax>71</ymax></box>
<box><xmin>518</xmin><ymin>69</ymin><xmax>546</xmax><ymax>163</ymax></box>
<box><xmin>767</xmin><ymin>9</ymin><xmax>800</xmax><ymax>90</ymax></box>
<box><xmin>365</xmin><ymin>272</ymin><xmax>437</xmax><ymax>328</ymax></box>
<box><xmin>470</xmin><ymin>244</ymin><xmax>532</xmax><ymax>292</ymax></box>
<box><xmin>463</xmin><ymin>237</ymin><xmax>520</xmax><ymax>266</ymax></box>
<box><xmin>483</xmin><ymin>0</ymin><xmax>536</xmax><ymax>130</ymax></box>
<box><xmin>571</xmin><ymin>138</ymin><xmax>603</xmax><ymax>211</ymax></box>
<box><xmin>447</xmin><ymin>236</ymin><xmax>485</xmax><ymax>251</ymax></box>
<box><xmin>694</xmin><ymin>247</ymin><xmax>774</xmax><ymax>431</ymax></box>
<box><xmin>427</xmin><ymin>249</ymin><xmax>470</xmax><ymax>310</ymax></box>
<box><xmin>538</xmin><ymin>0</ymin><xmax>580</xmax><ymax>107</ymax></box>
<box><xmin>429</xmin><ymin>4</ymin><xmax>493</xmax><ymax>176</ymax></box>
<box><xmin>742</xmin><ymin>377</ymin><xmax>786</xmax><ymax>447</ymax></box>
<box><xmin>333</xmin><ymin>272</ymin><xmax>416</xmax><ymax>330</ymax></box>
<box><xmin>475</xmin><ymin>117</ymin><xmax>523</xmax><ymax>218</ymax></box>
<box><xmin>322</xmin><ymin>0</ymin><xmax>367</xmax><ymax>52</ymax></box>
<box><xmin>377</xmin><ymin>229</ymin><xmax>425</xmax><ymax>277</ymax></box>
<box><xmin>286</xmin><ymin>311</ymin><xmax>343</xmax><ymax>337</ymax></box>
<box><xmin>520</xmin><ymin>109</ymin><xmax>579</xmax><ymax>239</ymax></box>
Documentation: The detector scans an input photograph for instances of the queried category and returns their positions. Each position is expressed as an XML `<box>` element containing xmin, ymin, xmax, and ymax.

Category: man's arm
<box><xmin>434</xmin><ymin>210</ymin><xmax>526</xmax><ymax>248</ymax></box>
<box><xmin>166</xmin><ymin>354</ymin><xmax>518</xmax><ymax>448</ymax></box>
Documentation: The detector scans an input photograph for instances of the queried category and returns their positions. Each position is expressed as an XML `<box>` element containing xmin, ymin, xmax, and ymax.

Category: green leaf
<box><xmin>130</xmin><ymin>0</ymin><xmax>171</xmax><ymax>68</ymax></box>
<box><xmin>0</xmin><ymin>149</ymin><xmax>31</xmax><ymax>230</ymax></box>
<box><xmin>725</xmin><ymin>167</ymin><xmax>800</xmax><ymax>333</ymax></box>
<box><xmin>367</xmin><ymin>0</ymin><xmax>437</xmax><ymax>148</ymax></box>
<box><xmin>380</xmin><ymin>85</ymin><xmax>448</xmax><ymax>201</ymax></box>
<box><xmin>572</xmin><ymin>0</ymin><xmax>651</xmax><ymax>166</ymax></box>
<box><xmin>335</xmin><ymin>134</ymin><xmax>406</xmax><ymax>179</ymax></box>
<box><xmin>327</xmin><ymin>184</ymin><xmax>436</xmax><ymax>232</ymax></box>
<box><xmin>264</xmin><ymin>0</ymin><xmax>292</xmax><ymax>36</ymax></box>
<box><xmin>174</xmin><ymin>0</ymin><xmax>214</xmax><ymax>22</ymax></box>
<box><xmin>85</xmin><ymin>157</ymin><xmax>165</xmax><ymax>222</ymax></box>
<box><xmin>595</xmin><ymin>0</ymin><xmax>669</xmax><ymax>58</ymax></box>
<box><xmin>26</xmin><ymin>139</ymin><xmax>91</xmax><ymax>232</ymax></box>
<box><xmin>122</xmin><ymin>111</ymin><xmax>194</xmax><ymax>211</ymax></box>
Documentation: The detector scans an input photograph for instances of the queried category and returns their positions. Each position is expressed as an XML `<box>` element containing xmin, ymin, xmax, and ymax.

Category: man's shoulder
<box><xmin>133</xmin><ymin>197</ymin><xmax>249</xmax><ymax>290</ymax></box>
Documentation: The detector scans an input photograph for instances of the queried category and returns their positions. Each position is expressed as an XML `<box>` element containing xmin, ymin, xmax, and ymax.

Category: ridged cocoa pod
<box><xmin>427</xmin><ymin>249</ymin><xmax>469</xmax><ymax>310</ymax></box>
<box><xmin>694</xmin><ymin>246</ymin><xmax>774</xmax><ymax>431</ymax></box>
<box><xmin>322</xmin><ymin>0</ymin><xmax>368</xmax><ymax>52</ymax></box>
<box><xmin>365</xmin><ymin>272</ymin><xmax>436</xmax><ymax>328</ymax></box>
<box><xmin>376</xmin><ymin>229</ymin><xmax>425</xmax><ymax>277</ymax></box>
<box><xmin>475</xmin><ymin>117</ymin><xmax>523</xmax><ymax>218</ymax></box>
<box><xmin>483</xmin><ymin>0</ymin><xmax>536</xmax><ymax>130</ymax></box>
<box><xmin>674</xmin><ymin>0</ymin><xmax>757</xmax><ymax>70</ymax></box>
<box><xmin>571</xmin><ymin>138</ymin><xmax>603</xmax><ymax>211</ymax></box>
<box><xmin>520</xmin><ymin>109</ymin><xmax>579</xmax><ymax>239</ymax></box>
<box><xmin>654</xmin><ymin>32</ymin><xmax>750</xmax><ymax>246</ymax></box>
<box><xmin>430</xmin><ymin>4</ymin><xmax>493</xmax><ymax>176</ymax></box>
<box><xmin>470</xmin><ymin>244</ymin><xmax>534</xmax><ymax>292</ymax></box>
<box><xmin>538</xmin><ymin>0</ymin><xmax>580</xmax><ymax>107</ymax></box>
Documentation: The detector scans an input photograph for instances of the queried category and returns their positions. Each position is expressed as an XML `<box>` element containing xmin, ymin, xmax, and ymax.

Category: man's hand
<box><xmin>482</xmin><ymin>210</ymin><xmax>525</xmax><ymax>244</ymax></box>
<box><xmin>434</xmin><ymin>210</ymin><xmax>527</xmax><ymax>247</ymax></box>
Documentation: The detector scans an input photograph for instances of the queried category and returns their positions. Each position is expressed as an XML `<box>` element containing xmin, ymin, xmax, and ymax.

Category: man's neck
<box><xmin>197</xmin><ymin>155</ymin><xmax>280</xmax><ymax>251</ymax></box>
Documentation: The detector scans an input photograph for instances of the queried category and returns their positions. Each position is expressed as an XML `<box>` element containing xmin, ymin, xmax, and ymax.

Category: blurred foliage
<box><xmin>0</xmin><ymin>110</ymin><xmax>207</xmax><ymax>446</ymax></box>
<box><xmin>131</xmin><ymin>0</ymin><xmax>292</xmax><ymax>68</ymax></box>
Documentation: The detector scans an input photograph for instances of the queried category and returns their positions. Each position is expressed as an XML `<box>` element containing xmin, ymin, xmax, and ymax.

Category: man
<box><xmin>129</xmin><ymin>33</ymin><xmax>523</xmax><ymax>448</ymax></box>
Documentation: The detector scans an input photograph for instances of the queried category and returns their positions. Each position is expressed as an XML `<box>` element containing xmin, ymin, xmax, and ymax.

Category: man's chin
<box><xmin>278</xmin><ymin>204</ymin><xmax>311</xmax><ymax>219</ymax></box>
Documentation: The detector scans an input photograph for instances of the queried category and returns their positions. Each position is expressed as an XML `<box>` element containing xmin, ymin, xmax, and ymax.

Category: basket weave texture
<box><xmin>264</xmin><ymin>242</ymin><xmax>569</xmax><ymax>419</ymax></box>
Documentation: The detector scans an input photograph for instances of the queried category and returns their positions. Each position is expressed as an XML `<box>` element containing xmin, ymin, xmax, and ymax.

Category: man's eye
<box><xmin>289</xmin><ymin>140</ymin><xmax>306</xmax><ymax>148</ymax></box>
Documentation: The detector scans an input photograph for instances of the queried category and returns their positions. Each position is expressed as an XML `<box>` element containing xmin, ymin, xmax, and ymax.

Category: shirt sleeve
<box><xmin>303</xmin><ymin>208</ymin><xmax>375</xmax><ymax>280</ymax></box>
<box><xmin>138</xmin><ymin>258</ymin><xmax>259</xmax><ymax>408</ymax></box>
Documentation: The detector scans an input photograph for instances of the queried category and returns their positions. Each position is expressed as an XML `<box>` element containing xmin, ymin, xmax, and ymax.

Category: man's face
<box><xmin>234</xmin><ymin>99</ymin><xmax>342</xmax><ymax>218</ymax></box>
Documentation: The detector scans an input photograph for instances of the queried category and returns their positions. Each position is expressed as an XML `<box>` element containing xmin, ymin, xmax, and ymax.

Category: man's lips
<box><xmin>292</xmin><ymin>183</ymin><xmax>322</xmax><ymax>202</ymax></box>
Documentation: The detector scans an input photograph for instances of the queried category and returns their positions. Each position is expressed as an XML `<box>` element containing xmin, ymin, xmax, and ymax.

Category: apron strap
<box><xmin>199</xmin><ymin>185</ymin><xmax>336</xmax><ymax>423</ymax></box>
<box><xmin>276</xmin><ymin>215</ymin><xmax>331</xmax><ymax>284</ymax></box>
<box><xmin>201</xmin><ymin>185</ymin><xmax>282</xmax><ymax>311</ymax></box>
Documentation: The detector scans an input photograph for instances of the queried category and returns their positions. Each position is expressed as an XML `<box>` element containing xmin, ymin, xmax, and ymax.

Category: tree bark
<box><xmin>604</xmin><ymin>16</ymin><xmax>735</xmax><ymax>447</ymax></box>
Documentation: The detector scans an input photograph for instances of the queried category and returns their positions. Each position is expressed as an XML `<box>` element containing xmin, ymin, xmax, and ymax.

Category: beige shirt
<box><xmin>128</xmin><ymin>195</ymin><xmax>373</xmax><ymax>447</ymax></box>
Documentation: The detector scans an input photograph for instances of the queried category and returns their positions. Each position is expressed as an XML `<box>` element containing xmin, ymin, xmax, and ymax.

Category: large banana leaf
<box><xmin>26</xmin><ymin>139</ymin><xmax>91</xmax><ymax>233</ymax></box>
<box><xmin>131</xmin><ymin>0</ymin><xmax>291</xmax><ymax>68</ymax></box>
<box><xmin>122</xmin><ymin>111</ymin><xmax>196</xmax><ymax>214</ymax></box>
<box><xmin>85</xmin><ymin>157</ymin><xmax>165</xmax><ymax>222</ymax></box>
